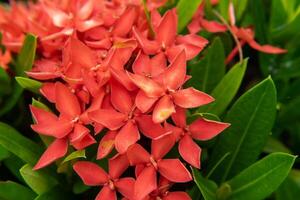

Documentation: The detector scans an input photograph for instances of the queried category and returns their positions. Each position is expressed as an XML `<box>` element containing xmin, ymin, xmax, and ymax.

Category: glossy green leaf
<box><xmin>4</xmin><ymin>154</ymin><xmax>25</xmax><ymax>182</ymax></box>
<box><xmin>232</xmin><ymin>0</ymin><xmax>248</xmax><ymax>21</ymax></box>
<box><xmin>0</xmin><ymin>122</ymin><xmax>42</xmax><ymax>165</ymax></box>
<box><xmin>188</xmin><ymin>37</ymin><xmax>225</xmax><ymax>93</ymax></box>
<box><xmin>208</xmin><ymin>77</ymin><xmax>277</xmax><ymax>182</ymax></box>
<box><xmin>0</xmin><ymin>181</ymin><xmax>36</xmax><ymax>200</ymax></box>
<box><xmin>16</xmin><ymin>77</ymin><xmax>42</xmax><ymax>94</ymax></box>
<box><xmin>0</xmin><ymin>144</ymin><xmax>10</xmax><ymax>160</ymax></box>
<box><xmin>16</xmin><ymin>34</ymin><xmax>37</xmax><ymax>76</ymax></box>
<box><xmin>263</xmin><ymin>136</ymin><xmax>292</xmax><ymax>154</ymax></box>
<box><xmin>276</xmin><ymin>176</ymin><xmax>300</xmax><ymax>200</ymax></box>
<box><xmin>197</xmin><ymin>59</ymin><xmax>247</xmax><ymax>116</ymax></box>
<box><xmin>20</xmin><ymin>164</ymin><xmax>58</xmax><ymax>195</ymax></box>
<box><xmin>219</xmin><ymin>153</ymin><xmax>296</xmax><ymax>200</ymax></box>
<box><xmin>192</xmin><ymin>168</ymin><xmax>217</xmax><ymax>200</ymax></box>
<box><xmin>176</xmin><ymin>0</ymin><xmax>203</xmax><ymax>32</ymax></box>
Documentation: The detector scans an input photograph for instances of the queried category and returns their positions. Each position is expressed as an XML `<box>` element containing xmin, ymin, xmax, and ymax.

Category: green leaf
<box><xmin>0</xmin><ymin>67</ymin><xmax>11</xmax><ymax>95</ymax></box>
<box><xmin>176</xmin><ymin>0</ymin><xmax>203</xmax><ymax>32</ymax></box>
<box><xmin>16</xmin><ymin>34</ymin><xmax>37</xmax><ymax>76</ymax></box>
<box><xmin>20</xmin><ymin>164</ymin><xmax>58</xmax><ymax>195</ymax></box>
<box><xmin>0</xmin><ymin>122</ymin><xmax>42</xmax><ymax>165</ymax></box>
<box><xmin>72</xmin><ymin>180</ymin><xmax>90</xmax><ymax>194</ymax></box>
<box><xmin>232</xmin><ymin>0</ymin><xmax>248</xmax><ymax>21</ymax></box>
<box><xmin>192</xmin><ymin>168</ymin><xmax>217</xmax><ymax>200</ymax></box>
<box><xmin>0</xmin><ymin>181</ymin><xmax>36</xmax><ymax>200</ymax></box>
<box><xmin>34</xmin><ymin>186</ymin><xmax>74</xmax><ymax>200</ymax></box>
<box><xmin>0</xmin><ymin>144</ymin><xmax>10</xmax><ymax>160</ymax></box>
<box><xmin>216</xmin><ymin>0</ymin><xmax>230</xmax><ymax>21</ymax></box>
<box><xmin>61</xmin><ymin>150</ymin><xmax>86</xmax><ymax>164</ymax></box>
<box><xmin>276</xmin><ymin>176</ymin><xmax>300</xmax><ymax>200</ymax></box>
<box><xmin>263</xmin><ymin>136</ymin><xmax>292</xmax><ymax>154</ymax></box>
<box><xmin>0</xmin><ymin>82</ymin><xmax>23</xmax><ymax>117</ymax></box>
<box><xmin>32</xmin><ymin>98</ymin><xmax>51</xmax><ymax>112</ymax></box>
<box><xmin>197</xmin><ymin>59</ymin><xmax>248</xmax><ymax>116</ymax></box>
<box><xmin>16</xmin><ymin>77</ymin><xmax>42</xmax><ymax>94</ymax></box>
<box><xmin>219</xmin><ymin>153</ymin><xmax>296</xmax><ymax>200</ymax></box>
<box><xmin>208</xmin><ymin>77</ymin><xmax>277</xmax><ymax>182</ymax></box>
<box><xmin>188</xmin><ymin>37</ymin><xmax>225</xmax><ymax>93</ymax></box>
<box><xmin>4</xmin><ymin>155</ymin><xmax>25</xmax><ymax>182</ymax></box>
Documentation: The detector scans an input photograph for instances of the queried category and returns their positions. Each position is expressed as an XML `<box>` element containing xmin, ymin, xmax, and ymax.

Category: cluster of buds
<box><xmin>1</xmin><ymin>0</ymin><xmax>285</xmax><ymax>200</ymax></box>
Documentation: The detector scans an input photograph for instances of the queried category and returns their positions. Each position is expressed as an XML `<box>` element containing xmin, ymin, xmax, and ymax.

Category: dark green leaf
<box><xmin>72</xmin><ymin>180</ymin><xmax>90</xmax><ymax>194</ymax></box>
<box><xmin>0</xmin><ymin>181</ymin><xmax>36</xmax><ymax>200</ymax></box>
<box><xmin>220</xmin><ymin>153</ymin><xmax>296</xmax><ymax>200</ymax></box>
<box><xmin>16</xmin><ymin>77</ymin><xmax>42</xmax><ymax>94</ymax></box>
<box><xmin>276</xmin><ymin>176</ymin><xmax>300</xmax><ymax>200</ymax></box>
<box><xmin>16</xmin><ymin>34</ymin><xmax>37</xmax><ymax>76</ymax></box>
<box><xmin>192</xmin><ymin>168</ymin><xmax>217</xmax><ymax>200</ymax></box>
<box><xmin>0</xmin><ymin>82</ymin><xmax>23</xmax><ymax>116</ymax></box>
<box><xmin>188</xmin><ymin>37</ymin><xmax>225</xmax><ymax>93</ymax></box>
<box><xmin>34</xmin><ymin>186</ymin><xmax>74</xmax><ymax>200</ymax></box>
<box><xmin>197</xmin><ymin>59</ymin><xmax>247</xmax><ymax>116</ymax></box>
<box><xmin>0</xmin><ymin>144</ymin><xmax>10</xmax><ymax>160</ymax></box>
<box><xmin>0</xmin><ymin>122</ymin><xmax>42</xmax><ymax>165</ymax></box>
<box><xmin>176</xmin><ymin>0</ymin><xmax>203</xmax><ymax>32</ymax></box>
<box><xmin>0</xmin><ymin>67</ymin><xmax>11</xmax><ymax>95</ymax></box>
<box><xmin>208</xmin><ymin>77</ymin><xmax>277</xmax><ymax>182</ymax></box>
<box><xmin>32</xmin><ymin>98</ymin><xmax>51</xmax><ymax>112</ymax></box>
<box><xmin>3</xmin><ymin>155</ymin><xmax>25</xmax><ymax>182</ymax></box>
<box><xmin>20</xmin><ymin>164</ymin><xmax>58</xmax><ymax>195</ymax></box>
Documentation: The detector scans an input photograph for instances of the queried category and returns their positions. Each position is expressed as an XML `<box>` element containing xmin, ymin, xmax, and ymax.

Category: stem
<box><xmin>141</xmin><ymin>0</ymin><xmax>155</xmax><ymax>38</ymax></box>
<box><xmin>212</xmin><ymin>10</ymin><xmax>243</xmax><ymax>64</ymax></box>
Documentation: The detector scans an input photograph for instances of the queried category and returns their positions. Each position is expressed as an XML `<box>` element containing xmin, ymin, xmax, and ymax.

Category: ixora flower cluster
<box><xmin>0</xmin><ymin>0</ymin><xmax>286</xmax><ymax>200</ymax></box>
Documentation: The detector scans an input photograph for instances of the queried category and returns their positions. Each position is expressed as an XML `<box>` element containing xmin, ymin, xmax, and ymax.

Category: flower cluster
<box><xmin>0</xmin><ymin>0</ymin><xmax>285</xmax><ymax>200</ymax></box>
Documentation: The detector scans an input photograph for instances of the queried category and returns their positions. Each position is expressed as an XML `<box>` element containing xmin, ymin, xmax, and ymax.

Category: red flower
<box><xmin>128</xmin><ymin>51</ymin><xmax>214</xmax><ymax>123</ymax></box>
<box><xmin>127</xmin><ymin>134</ymin><xmax>192</xmax><ymax>200</ymax></box>
<box><xmin>74</xmin><ymin>154</ymin><xmax>134</xmax><ymax>200</ymax></box>
<box><xmin>133</xmin><ymin>9</ymin><xmax>208</xmax><ymax>61</ymax></box>
<box><xmin>165</xmin><ymin>107</ymin><xmax>230</xmax><ymax>168</ymax></box>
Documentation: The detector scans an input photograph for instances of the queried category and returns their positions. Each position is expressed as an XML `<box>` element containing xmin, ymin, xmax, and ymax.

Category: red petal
<box><xmin>164</xmin><ymin>192</ymin><xmax>192</xmax><ymax>200</ymax></box>
<box><xmin>164</xmin><ymin>122</ymin><xmax>184</xmax><ymax>140</ymax></box>
<box><xmin>109</xmin><ymin>154</ymin><xmax>129</xmax><ymax>179</ymax></box>
<box><xmin>34</xmin><ymin>138</ymin><xmax>68</xmax><ymax>170</ymax></box>
<box><xmin>172</xmin><ymin>87</ymin><xmax>214</xmax><ymax>108</ymax></box>
<box><xmin>71</xmin><ymin>133</ymin><xmax>96</xmax><ymax>150</ymax></box>
<box><xmin>31</xmin><ymin>119</ymin><xmax>73</xmax><ymax>138</ymax></box>
<box><xmin>171</xmin><ymin>107</ymin><xmax>187</xmax><ymax>128</ymax></box>
<box><xmin>127</xmin><ymin>72</ymin><xmax>165</xmax><ymax>98</ymax></box>
<box><xmin>189</xmin><ymin>118</ymin><xmax>230</xmax><ymax>141</ymax></box>
<box><xmin>115</xmin><ymin>178</ymin><xmax>135</xmax><ymax>199</ymax></box>
<box><xmin>178</xmin><ymin>135</ymin><xmax>201</xmax><ymax>168</ymax></box>
<box><xmin>135</xmin><ymin>90</ymin><xmax>158</xmax><ymax>113</ymax></box>
<box><xmin>248</xmin><ymin>40</ymin><xmax>287</xmax><ymax>54</ymax></box>
<box><xmin>88</xmin><ymin>109</ymin><xmax>126</xmax><ymax>130</ymax></box>
<box><xmin>113</xmin><ymin>6</ymin><xmax>137</xmax><ymax>37</ymax></box>
<box><xmin>110</xmin><ymin>67</ymin><xmax>137</xmax><ymax>91</ymax></box>
<box><xmin>73</xmin><ymin>161</ymin><xmax>109</xmax><ymax>186</ymax></box>
<box><xmin>163</xmin><ymin>50</ymin><xmax>186</xmax><ymax>90</ymax></box>
<box><xmin>30</xmin><ymin>105</ymin><xmax>57</xmax><ymax>124</ymax></box>
<box><xmin>96</xmin><ymin>185</ymin><xmax>116</xmax><ymax>200</ymax></box>
<box><xmin>55</xmin><ymin>82</ymin><xmax>81</xmax><ymax>117</ymax></box>
<box><xmin>43</xmin><ymin>5</ymin><xmax>71</xmax><ymax>28</ymax></box>
<box><xmin>97</xmin><ymin>131</ymin><xmax>117</xmax><ymax>159</ymax></box>
<box><xmin>40</xmin><ymin>83</ymin><xmax>56</xmax><ymax>103</ymax></box>
<box><xmin>158</xmin><ymin>159</ymin><xmax>192</xmax><ymax>182</ymax></box>
<box><xmin>200</xmin><ymin>18</ymin><xmax>227</xmax><ymax>33</ymax></box>
<box><xmin>152</xmin><ymin>95</ymin><xmax>175</xmax><ymax>124</ymax></box>
<box><xmin>156</xmin><ymin>9</ymin><xmax>177</xmax><ymax>47</ymax></box>
<box><xmin>115</xmin><ymin>121</ymin><xmax>140</xmax><ymax>154</ymax></box>
<box><xmin>151</xmin><ymin>134</ymin><xmax>175</xmax><ymax>160</ymax></box>
<box><xmin>127</xmin><ymin>144</ymin><xmax>150</xmax><ymax>165</ymax></box>
<box><xmin>176</xmin><ymin>34</ymin><xmax>209</xmax><ymax>60</ymax></box>
<box><xmin>69</xmin><ymin>124</ymin><xmax>89</xmax><ymax>143</ymax></box>
<box><xmin>134</xmin><ymin>166</ymin><xmax>157</xmax><ymax>200</ymax></box>
<box><xmin>26</xmin><ymin>71</ymin><xmax>60</xmax><ymax>80</ymax></box>
<box><xmin>111</xmin><ymin>79</ymin><xmax>133</xmax><ymax>114</ymax></box>
<box><xmin>77</xmin><ymin>0</ymin><xmax>94</xmax><ymax>20</ymax></box>
<box><xmin>132</xmin><ymin>26</ymin><xmax>160</xmax><ymax>55</ymax></box>
<box><xmin>132</xmin><ymin>51</ymin><xmax>151</xmax><ymax>75</ymax></box>
<box><xmin>150</xmin><ymin>52</ymin><xmax>167</xmax><ymax>77</ymax></box>
<box><xmin>69</xmin><ymin>38</ymin><xmax>97</xmax><ymax>69</ymax></box>
<box><xmin>136</xmin><ymin>115</ymin><xmax>168</xmax><ymax>139</ymax></box>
